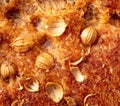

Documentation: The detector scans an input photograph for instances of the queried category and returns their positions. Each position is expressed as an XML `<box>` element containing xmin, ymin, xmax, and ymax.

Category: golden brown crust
<box><xmin>0</xmin><ymin>0</ymin><xmax>120</xmax><ymax>106</ymax></box>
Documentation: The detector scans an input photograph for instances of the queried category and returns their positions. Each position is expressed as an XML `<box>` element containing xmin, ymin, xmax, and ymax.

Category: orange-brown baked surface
<box><xmin>0</xmin><ymin>0</ymin><xmax>120</xmax><ymax>106</ymax></box>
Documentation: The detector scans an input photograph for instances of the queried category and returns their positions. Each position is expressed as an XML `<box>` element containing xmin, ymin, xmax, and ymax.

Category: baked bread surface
<box><xmin>0</xmin><ymin>0</ymin><xmax>120</xmax><ymax>106</ymax></box>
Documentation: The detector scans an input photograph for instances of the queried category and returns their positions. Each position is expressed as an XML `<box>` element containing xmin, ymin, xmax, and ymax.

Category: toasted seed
<box><xmin>0</xmin><ymin>61</ymin><xmax>17</xmax><ymax>79</ymax></box>
<box><xmin>11</xmin><ymin>99</ymin><xmax>24</xmax><ymax>106</ymax></box>
<box><xmin>46</xmin><ymin>16</ymin><xmax>67</xmax><ymax>37</ymax></box>
<box><xmin>64</xmin><ymin>97</ymin><xmax>77</xmax><ymax>106</ymax></box>
<box><xmin>70</xmin><ymin>56</ymin><xmax>86</xmax><ymax>65</ymax></box>
<box><xmin>17</xmin><ymin>81</ymin><xmax>23</xmax><ymax>91</ymax></box>
<box><xmin>35</xmin><ymin>52</ymin><xmax>54</xmax><ymax>69</ymax></box>
<box><xmin>24</xmin><ymin>77</ymin><xmax>39</xmax><ymax>92</ymax></box>
<box><xmin>84</xmin><ymin>94</ymin><xmax>96</xmax><ymax>106</ymax></box>
<box><xmin>46</xmin><ymin>82</ymin><xmax>63</xmax><ymax>103</ymax></box>
<box><xmin>80</xmin><ymin>27</ymin><xmax>97</xmax><ymax>45</ymax></box>
<box><xmin>70</xmin><ymin>67</ymin><xmax>84</xmax><ymax>82</ymax></box>
<box><xmin>11</xmin><ymin>35</ymin><xmax>34</xmax><ymax>52</ymax></box>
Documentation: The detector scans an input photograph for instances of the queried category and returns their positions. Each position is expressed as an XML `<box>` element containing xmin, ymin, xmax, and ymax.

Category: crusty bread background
<box><xmin>0</xmin><ymin>0</ymin><xmax>120</xmax><ymax>106</ymax></box>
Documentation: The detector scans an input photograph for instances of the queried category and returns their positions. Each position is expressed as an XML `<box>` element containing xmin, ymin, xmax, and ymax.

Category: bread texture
<box><xmin>0</xmin><ymin>0</ymin><xmax>120</xmax><ymax>106</ymax></box>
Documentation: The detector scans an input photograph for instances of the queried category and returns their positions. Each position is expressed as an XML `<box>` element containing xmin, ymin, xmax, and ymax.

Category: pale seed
<box><xmin>81</xmin><ymin>27</ymin><xmax>97</xmax><ymax>45</ymax></box>
<box><xmin>0</xmin><ymin>61</ymin><xmax>17</xmax><ymax>79</ymax></box>
<box><xmin>11</xmin><ymin>35</ymin><xmax>34</xmax><ymax>52</ymax></box>
<box><xmin>46</xmin><ymin>16</ymin><xmax>67</xmax><ymax>37</ymax></box>
<box><xmin>24</xmin><ymin>77</ymin><xmax>39</xmax><ymax>92</ymax></box>
<box><xmin>70</xmin><ymin>67</ymin><xmax>84</xmax><ymax>82</ymax></box>
<box><xmin>46</xmin><ymin>82</ymin><xmax>63</xmax><ymax>103</ymax></box>
<box><xmin>35</xmin><ymin>52</ymin><xmax>54</xmax><ymax>69</ymax></box>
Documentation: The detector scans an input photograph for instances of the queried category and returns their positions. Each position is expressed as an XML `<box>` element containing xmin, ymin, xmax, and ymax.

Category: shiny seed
<box><xmin>46</xmin><ymin>16</ymin><xmax>67</xmax><ymax>37</ymax></box>
<box><xmin>70</xmin><ymin>56</ymin><xmax>86</xmax><ymax>66</ymax></box>
<box><xmin>46</xmin><ymin>82</ymin><xmax>63</xmax><ymax>103</ymax></box>
<box><xmin>70</xmin><ymin>67</ymin><xmax>84</xmax><ymax>82</ymax></box>
<box><xmin>24</xmin><ymin>77</ymin><xmax>39</xmax><ymax>92</ymax></box>
<box><xmin>35</xmin><ymin>52</ymin><xmax>54</xmax><ymax>69</ymax></box>
<box><xmin>81</xmin><ymin>27</ymin><xmax>97</xmax><ymax>45</ymax></box>
<box><xmin>84</xmin><ymin>94</ymin><xmax>96</xmax><ymax>106</ymax></box>
<box><xmin>11</xmin><ymin>35</ymin><xmax>34</xmax><ymax>52</ymax></box>
<box><xmin>0</xmin><ymin>61</ymin><xmax>17</xmax><ymax>79</ymax></box>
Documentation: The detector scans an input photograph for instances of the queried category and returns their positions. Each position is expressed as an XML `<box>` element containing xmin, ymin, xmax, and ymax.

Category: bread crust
<box><xmin>0</xmin><ymin>0</ymin><xmax>119</xmax><ymax>106</ymax></box>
